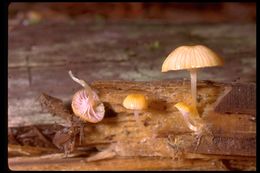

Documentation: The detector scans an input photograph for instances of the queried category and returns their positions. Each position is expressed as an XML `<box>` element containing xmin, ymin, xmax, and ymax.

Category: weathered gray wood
<box><xmin>8</xmin><ymin>22</ymin><xmax>256</xmax><ymax>128</ymax></box>
<box><xmin>214</xmin><ymin>83</ymin><xmax>256</xmax><ymax>115</ymax></box>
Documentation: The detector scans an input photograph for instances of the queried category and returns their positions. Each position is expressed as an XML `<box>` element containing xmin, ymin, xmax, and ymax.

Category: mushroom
<box><xmin>174</xmin><ymin>102</ymin><xmax>212</xmax><ymax>151</ymax></box>
<box><xmin>123</xmin><ymin>94</ymin><xmax>148</xmax><ymax>127</ymax></box>
<box><xmin>69</xmin><ymin>71</ymin><xmax>105</xmax><ymax>144</ymax></box>
<box><xmin>174</xmin><ymin>102</ymin><xmax>203</xmax><ymax>133</ymax></box>
<box><xmin>162</xmin><ymin>45</ymin><xmax>224</xmax><ymax>112</ymax></box>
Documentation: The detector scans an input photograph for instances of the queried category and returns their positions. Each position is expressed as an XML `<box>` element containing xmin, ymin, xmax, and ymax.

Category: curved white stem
<box><xmin>189</xmin><ymin>69</ymin><xmax>197</xmax><ymax>109</ymax></box>
<box><xmin>181</xmin><ymin>112</ymin><xmax>199</xmax><ymax>132</ymax></box>
<box><xmin>69</xmin><ymin>70</ymin><xmax>95</xmax><ymax>106</ymax></box>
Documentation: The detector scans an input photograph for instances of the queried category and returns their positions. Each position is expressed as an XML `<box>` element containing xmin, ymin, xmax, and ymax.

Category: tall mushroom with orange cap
<box><xmin>162</xmin><ymin>45</ymin><xmax>224</xmax><ymax>111</ymax></box>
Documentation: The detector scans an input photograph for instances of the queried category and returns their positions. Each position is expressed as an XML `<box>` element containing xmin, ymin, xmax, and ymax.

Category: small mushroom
<box><xmin>174</xmin><ymin>102</ymin><xmax>202</xmax><ymax>132</ymax></box>
<box><xmin>174</xmin><ymin>102</ymin><xmax>212</xmax><ymax>151</ymax></box>
<box><xmin>123</xmin><ymin>94</ymin><xmax>148</xmax><ymax>127</ymax></box>
<box><xmin>162</xmin><ymin>45</ymin><xmax>224</xmax><ymax>111</ymax></box>
<box><xmin>69</xmin><ymin>71</ymin><xmax>105</xmax><ymax>123</ymax></box>
<box><xmin>69</xmin><ymin>71</ymin><xmax>105</xmax><ymax>145</ymax></box>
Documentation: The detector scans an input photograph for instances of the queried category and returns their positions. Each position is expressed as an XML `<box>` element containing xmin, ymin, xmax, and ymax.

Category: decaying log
<box><xmin>8</xmin><ymin>80</ymin><xmax>256</xmax><ymax>170</ymax></box>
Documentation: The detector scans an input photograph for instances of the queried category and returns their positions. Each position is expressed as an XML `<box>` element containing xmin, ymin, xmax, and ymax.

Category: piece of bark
<box><xmin>214</xmin><ymin>83</ymin><xmax>256</xmax><ymax>115</ymax></box>
<box><xmin>38</xmin><ymin>93</ymin><xmax>76</xmax><ymax>126</ymax></box>
<box><xmin>8</xmin><ymin>124</ymin><xmax>64</xmax><ymax>148</ymax></box>
<box><xmin>8</xmin><ymin>144</ymin><xmax>59</xmax><ymax>157</ymax></box>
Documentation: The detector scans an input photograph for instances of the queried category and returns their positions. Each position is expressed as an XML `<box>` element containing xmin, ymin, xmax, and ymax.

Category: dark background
<box><xmin>9</xmin><ymin>2</ymin><xmax>256</xmax><ymax>23</ymax></box>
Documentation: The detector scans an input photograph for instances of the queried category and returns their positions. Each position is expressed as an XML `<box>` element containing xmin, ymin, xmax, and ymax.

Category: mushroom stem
<box><xmin>180</xmin><ymin>111</ymin><xmax>199</xmax><ymax>132</ymax></box>
<box><xmin>189</xmin><ymin>69</ymin><xmax>197</xmax><ymax>109</ymax></box>
<box><xmin>69</xmin><ymin>70</ymin><xmax>95</xmax><ymax>106</ymax></box>
<box><xmin>134</xmin><ymin>111</ymin><xmax>143</xmax><ymax>127</ymax></box>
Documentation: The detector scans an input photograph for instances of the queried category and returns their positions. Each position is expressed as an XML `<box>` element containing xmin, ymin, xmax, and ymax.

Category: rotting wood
<box><xmin>8</xmin><ymin>80</ymin><xmax>256</xmax><ymax>170</ymax></box>
<box><xmin>214</xmin><ymin>83</ymin><xmax>256</xmax><ymax>115</ymax></box>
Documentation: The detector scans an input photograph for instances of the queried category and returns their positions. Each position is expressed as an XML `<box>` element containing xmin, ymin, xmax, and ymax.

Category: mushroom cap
<box><xmin>162</xmin><ymin>45</ymin><xmax>224</xmax><ymax>72</ymax></box>
<box><xmin>123</xmin><ymin>94</ymin><xmax>148</xmax><ymax>110</ymax></box>
<box><xmin>71</xmin><ymin>89</ymin><xmax>105</xmax><ymax>123</ymax></box>
<box><xmin>174</xmin><ymin>102</ymin><xmax>198</xmax><ymax>116</ymax></box>
<box><xmin>174</xmin><ymin>102</ymin><xmax>192</xmax><ymax>114</ymax></box>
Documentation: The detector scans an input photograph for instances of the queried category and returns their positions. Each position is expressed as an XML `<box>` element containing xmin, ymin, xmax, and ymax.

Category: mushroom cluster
<box><xmin>67</xmin><ymin>44</ymin><xmax>224</xmax><ymax>156</ymax></box>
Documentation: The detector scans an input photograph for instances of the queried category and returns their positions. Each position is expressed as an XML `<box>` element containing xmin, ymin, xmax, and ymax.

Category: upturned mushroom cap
<box><xmin>174</xmin><ymin>102</ymin><xmax>197</xmax><ymax>114</ymax></box>
<box><xmin>123</xmin><ymin>94</ymin><xmax>148</xmax><ymax>110</ymax></box>
<box><xmin>162</xmin><ymin>45</ymin><xmax>224</xmax><ymax>72</ymax></box>
<box><xmin>174</xmin><ymin>102</ymin><xmax>199</xmax><ymax>118</ymax></box>
<box><xmin>174</xmin><ymin>102</ymin><xmax>192</xmax><ymax>113</ymax></box>
<box><xmin>71</xmin><ymin>89</ymin><xmax>105</xmax><ymax>123</ymax></box>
